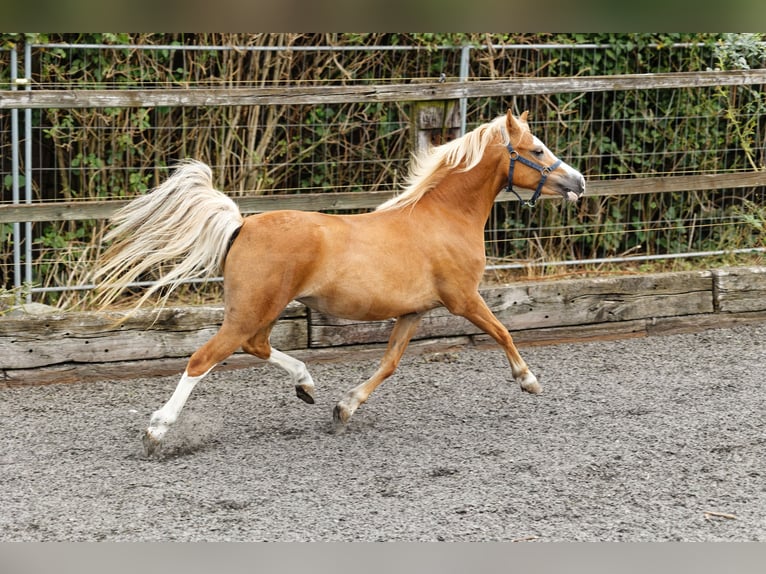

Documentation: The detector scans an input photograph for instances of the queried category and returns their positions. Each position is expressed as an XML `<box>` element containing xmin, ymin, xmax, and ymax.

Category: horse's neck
<box><xmin>416</xmin><ymin>157</ymin><xmax>505</xmax><ymax>227</ymax></box>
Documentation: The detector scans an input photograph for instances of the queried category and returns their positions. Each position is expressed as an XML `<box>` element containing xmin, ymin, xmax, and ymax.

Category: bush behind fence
<box><xmin>1</xmin><ymin>33</ymin><xmax>765</xmax><ymax>309</ymax></box>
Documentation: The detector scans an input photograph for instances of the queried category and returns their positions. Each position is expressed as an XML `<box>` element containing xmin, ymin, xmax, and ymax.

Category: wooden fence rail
<box><xmin>2</xmin><ymin>266</ymin><xmax>765</xmax><ymax>386</ymax></box>
<box><xmin>3</xmin><ymin>70</ymin><xmax>766</xmax><ymax>109</ymax></box>
<box><xmin>2</xmin><ymin>172</ymin><xmax>766</xmax><ymax>224</ymax></box>
<box><xmin>3</xmin><ymin>68</ymin><xmax>766</xmax><ymax>226</ymax></box>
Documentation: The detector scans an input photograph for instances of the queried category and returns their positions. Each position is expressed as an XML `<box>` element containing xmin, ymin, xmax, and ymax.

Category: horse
<box><xmin>93</xmin><ymin>110</ymin><xmax>585</xmax><ymax>455</ymax></box>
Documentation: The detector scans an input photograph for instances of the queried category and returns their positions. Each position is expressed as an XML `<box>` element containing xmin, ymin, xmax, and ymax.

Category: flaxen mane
<box><xmin>376</xmin><ymin>114</ymin><xmax>513</xmax><ymax>211</ymax></box>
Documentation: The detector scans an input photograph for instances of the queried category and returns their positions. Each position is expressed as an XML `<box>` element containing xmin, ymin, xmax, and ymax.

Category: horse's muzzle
<box><xmin>558</xmin><ymin>174</ymin><xmax>586</xmax><ymax>202</ymax></box>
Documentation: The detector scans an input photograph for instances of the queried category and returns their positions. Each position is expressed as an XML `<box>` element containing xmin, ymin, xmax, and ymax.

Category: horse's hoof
<box><xmin>519</xmin><ymin>373</ymin><xmax>542</xmax><ymax>394</ymax></box>
<box><xmin>332</xmin><ymin>404</ymin><xmax>349</xmax><ymax>434</ymax></box>
<box><xmin>521</xmin><ymin>381</ymin><xmax>542</xmax><ymax>394</ymax></box>
<box><xmin>295</xmin><ymin>384</ymin><xmax>315</xmax><ymax>404</ymax></box>
<box><xmin>143</xmin><ymin>431</ymin><xmax>162</xmax><ymax>457</ymax></box>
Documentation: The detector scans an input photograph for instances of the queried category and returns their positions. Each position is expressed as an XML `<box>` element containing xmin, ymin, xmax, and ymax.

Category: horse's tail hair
<box><xmin>92</xmin><ymin>160</ymin><xmax>244</xmax><ymax>313</ymax></box>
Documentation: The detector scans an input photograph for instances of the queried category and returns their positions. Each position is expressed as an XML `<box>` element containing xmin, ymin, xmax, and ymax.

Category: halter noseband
<box><xmin>504</xmin><ymin>142</ymin><xmax>562</xmax><ymax>208</ymax></box>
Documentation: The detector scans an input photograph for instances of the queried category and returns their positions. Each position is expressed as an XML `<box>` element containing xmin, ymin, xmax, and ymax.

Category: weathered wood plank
<box><xmin>472</xmin><ymin>317</ymin><xmax>649</xmax><ymax>348</ymax></box>
<box><xmin>0</xmin><ymin>192</ymin><xmax>396</xmax><ymax>224</ymax></box>
<box><xmin>309</xmin><ymin>271</ymin><xmax>714</xmax><ymax>347</ymax></box>
<box><xmin>0</xmin><ymin>336</ymin><xmax>474</xmax><ymax>388</ymax></box>
<box><xmin>573</xmin><ymin>171</ymin><xmax>766</xmax><ymax>197</ymax></box>
<box><xmin>2</xmin><ymin>70</ymin><xmax>765</xmax><ymax>109</ymax></box>
<box><xmin>648</xmin><ymin>309</ymin><xmax>766</xmax><ymax>336</ymax></box>
<box><xmin>5</xmin><ymin>268</ymin><xmax>766</xmax><ymax>377</ymax></box>
<box><xmin>1</xmin><ymin>319</ymin><xmax>307</xmax><ymax>369</ymax></box>
<box><xmin>714</xmin><ymin>266</ymin><xmax>766</xmax><ymax>313</ymax></box>
<box><xmin>0</xmin><ymin>303</ymin><xmax>307</xmax><ymax>369</ymax></box>
<box><xmin>412</xmin><ymin>100</ymin><xmax>462</xmax><ymax>154</ymax></box>
<box><xmin>4</xmin><ymin>172</ymin><xmax>764</xmax><ymax>224</ymax></box>
<box><xmin>475</xmin><ymin>308</ymin><xmax>766</xmax><ymax>346</ymax></box>
<box><xmin>495</xmin><ymin>270</ymin><xmax>714</xmax><ymax>327</ymax></box>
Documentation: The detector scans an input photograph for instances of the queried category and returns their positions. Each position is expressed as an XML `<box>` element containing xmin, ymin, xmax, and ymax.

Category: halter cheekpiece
<box><xmin>504</xmin><ymin>142</ymin><xmax>562</xmax><ymax>208</ymax></box>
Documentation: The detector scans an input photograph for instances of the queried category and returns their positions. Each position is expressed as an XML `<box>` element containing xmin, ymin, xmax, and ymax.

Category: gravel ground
<box><xmin>1</xmin><ymin>323</ymin><xmax>765</xmax><ymax>541</ymax></box>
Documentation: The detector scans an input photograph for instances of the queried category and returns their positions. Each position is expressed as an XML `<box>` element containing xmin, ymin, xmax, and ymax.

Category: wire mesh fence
<box><xmin>1</xmin><ymin>35</ymin><xmax>765</xmax><ymax>309</ymax></box>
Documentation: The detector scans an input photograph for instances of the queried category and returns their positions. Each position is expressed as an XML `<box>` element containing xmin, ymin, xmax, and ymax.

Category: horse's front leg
<box><xmin>450</xmin><ymin>294</ymin><xmax>541</xmax><ymax>394</ymax></box>
<box><xmin>333</xmin><ymin>311</ymin><xmax>425</xmax><ymax>431</ymax></box>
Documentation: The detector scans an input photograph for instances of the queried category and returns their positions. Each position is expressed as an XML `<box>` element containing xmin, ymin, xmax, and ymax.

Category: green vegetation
<box><xmin>1</xmin><ymin>33</ymin><xmax>763</xmax><ymax>308</ymax></box>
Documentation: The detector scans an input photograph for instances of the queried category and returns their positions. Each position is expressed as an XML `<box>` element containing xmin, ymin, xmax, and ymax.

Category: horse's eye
<box><xmin>533</xmin><ymin>149</ymin><xmax>544</xmax><ymax>157</ymax></box>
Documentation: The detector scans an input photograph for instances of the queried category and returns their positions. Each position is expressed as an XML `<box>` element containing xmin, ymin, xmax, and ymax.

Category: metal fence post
<box><xmin>24</xmin><ymin>42</ymin><xmax>32</xmax><ymax>303</ymax></box>
<box><xmin>9</xmin><ymin>47</ymin><xmax>21</xmax><ymax>300</ymax></box>
<box><xmin>459</xmin><ymin>45</ymin><xmax>471</xmax><ymax>136</ymax></box>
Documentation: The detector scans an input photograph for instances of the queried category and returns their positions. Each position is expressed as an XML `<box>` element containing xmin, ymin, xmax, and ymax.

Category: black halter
<box><xmin>504</xmin><ymin>142</ymin><xmax>562</xmax><ymax>208</ymax></box>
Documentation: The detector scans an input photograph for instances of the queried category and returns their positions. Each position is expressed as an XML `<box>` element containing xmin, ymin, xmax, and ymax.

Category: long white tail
<box><xmin>92</xmin><ymin>160</ymin><xmax>243</xmax><ymax>311</ymax></box>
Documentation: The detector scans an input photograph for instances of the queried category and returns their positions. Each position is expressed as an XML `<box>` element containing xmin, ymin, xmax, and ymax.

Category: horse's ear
<box><xmin>520</xmin><ymin>110</ymin><xmax>529</xmax><ymax>122</ymax></box>
<box><xmin>506</xmin><ymin>109</ymin><xmax>522</xmax><ymax>142</ymax></box>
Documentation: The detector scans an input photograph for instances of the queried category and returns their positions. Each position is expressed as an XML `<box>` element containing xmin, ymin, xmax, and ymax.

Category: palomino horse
<box><xmin>94</xmin><ymin>110</ymin><xmax>585</xmax><ymax>455</ymax></box>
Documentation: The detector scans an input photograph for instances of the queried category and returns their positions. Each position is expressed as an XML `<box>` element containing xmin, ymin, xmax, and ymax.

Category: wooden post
<box><xmin>411</xmin><ymin>100</ymin><xmax>462</xmax><ymax>156</ymax></box>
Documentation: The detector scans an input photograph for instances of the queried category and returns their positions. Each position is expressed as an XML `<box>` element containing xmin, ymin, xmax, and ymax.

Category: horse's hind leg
<box><xmin>242</xmin><ymin>325</ymin><xmax>316</xmax><ymax>404</ymax></box>
<box><xmin>333</xmin><ymin>311</ymin><xmax>424</xmax><ymax>430</ymax></box>
<box><xmin>143</xmin><ymin>323</ymin><xmax>244</xmax><ymax>455</ymax></box>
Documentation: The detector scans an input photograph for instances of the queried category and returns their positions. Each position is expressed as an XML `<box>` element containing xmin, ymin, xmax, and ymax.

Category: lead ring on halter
<box><xmin>505</xmin><ymin>142</ymin><xmax>562</xmax><ymax>208</ymax></box>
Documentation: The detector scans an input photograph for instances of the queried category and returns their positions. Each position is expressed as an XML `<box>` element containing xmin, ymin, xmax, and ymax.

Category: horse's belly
<box><xmin>297</xmin><ymin>288</ymin><xmax>440</xmax><ymax>322</ymax></box>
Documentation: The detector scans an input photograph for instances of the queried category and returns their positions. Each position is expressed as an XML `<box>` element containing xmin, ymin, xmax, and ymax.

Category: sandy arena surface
<box><xmin>1</xmin><ymin>323</ymin><xmax>764</xmax><ymax>541</ymax></box>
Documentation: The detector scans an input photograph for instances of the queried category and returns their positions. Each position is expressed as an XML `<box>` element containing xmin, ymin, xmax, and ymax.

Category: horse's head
<box><xmin>504</xmin><ymin>110</ymin><xmax>585</xmax><ymax>206</ymax></box>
